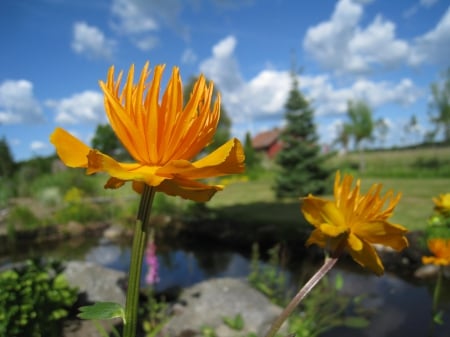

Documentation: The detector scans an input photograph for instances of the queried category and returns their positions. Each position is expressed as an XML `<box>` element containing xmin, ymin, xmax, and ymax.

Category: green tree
<box><xmin>183</xmin><ymin>76</ymin><xmax>231</xmax><ymax>153</ymax></box>
<box><xmin>344</xmin><ymin>100</ymin><xmax>374</xmax><ymax>170</ymax></box>
<box><xmin>91</xmin><ymin>124</ymin><xmax>129</xmax><ymax>160</ymax></box>
<box><xmin>243</xmin><ymin>131</ymin><xmax>260</xmax><ymax>172</ymax></box>
<box><xmin>0</xmin><ymin>137</ymin><xmax>15</xmax><ymax>178</ymax></box>
<box><xmin>333</xmin><ymin>123</ymin><xmax>352</xmax><ymax>154</ymax></box>
<box><xmin>429</xmin><ymin>68</ymin><xmax>450</xmax><ymax>143</ymax></box>
<box><xmin>274</xmin><ymin>72</ymin><xmax>332</xmax><ymax>198</ymax></box>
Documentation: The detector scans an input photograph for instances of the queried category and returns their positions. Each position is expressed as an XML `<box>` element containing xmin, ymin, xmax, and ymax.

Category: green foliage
<box><xmin>248</xmin><ymin>243</ymin><xmax>370</xmax><ymax>337</ymax></box>
<box><xmin>243</xmin><ymin>132</ymin><xmax>261</xmax><ymax>171</ymax></box>
<box><xmin>142</xmin><ymin>288</ymin><xmax>169</xmax><ymax>337</ymax></box>
<box><xmin>345</xmin><ymin>100</ymin><xmax>375</xmax><ymax>150</ymax></box>
<box><xmin>248</xmin><ymin>243</ymin><xmax>287</xmax><ymax>306</ymax></box>
<box><xmin>275</xmin><ymin>72</ymin><xmax>332</xmax><ymax>198</ymax></box>
<box><xmin>78</xmin><ymin>302</ymin><xmax>125</xmax><ymax>321</ymax></box>
<box><xmin>6</xmin><ymin>205</ymin><xmax>41</xmax><ymax>230</ymax></box>
<box><xmin>22</xmin><ymin>169</ymin><xmax>98</xmax><ymax>199</ymax></box>
<box><xmin>0</xmin><ymin>259</ymin><xmax>78</xmax><ymax>337</ymax></box>
<box><xmin>429</xmin><ymin>67</ymin><xmax>450</xmax><ymax>143</ymax></box>
<box><xmin>222</xmin><ymin>313</ymin><xmax>244</xmax><ymax>331</ymax></box>
<box><xmin>0</xmin><ymin>137</ymin><xmax>16</xmax><ymax>178</ymax></box>
<box><xmin>287</xmin><ymin>275</ymin><xmax>370</xmax><ymax>337</ymax></box>
<box><xmin>55</xmin><ymin>187</ymin><xmax>104</xmax><ymax>224</ymax></box>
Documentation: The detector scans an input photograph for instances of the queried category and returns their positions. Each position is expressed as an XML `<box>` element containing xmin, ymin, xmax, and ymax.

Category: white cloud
<box><xmin>110</xmin><ymin>0</ymin><xmax>186</xmax><ymax>49</ymax></box>
<box><xmin>30</xmin><ymin>141</ymin><xmax>48</xmax><ymax>152</ymax></box>
<box><xmin>420</xmin><ymin>0</ymin><xmax>439</xmax><ymax>8</ymax></box>
<box><xmin>303</xmin><ymin>0</ymin><xmax>410</xmax><ymax>74</ymax></box>
<box><xmin>48</xmin><ymin>91</ymin><xmax>105</xmax><ymax>125</ymax></box>
<box><xmin>0</xmin><ymin>80</ymin><xmax>44</xmax><ymax>124</ymax></box>
<box><xmin>111</xmin><ymin>0</ymin><xmax>159</xmax><ymax>34</ymax></box>
<box><xmin>410</xmin><ymin>7</ymin><xmax>450</xmax><ymax>66</ymax></box>
<box><xmin>71</xmin><ymin>22</ymin><xmax>116</xmax><ymax>60</ymax></box>
<box><xmin>199</xmin><ymin>36</ymin><xmax>421</xmax><ymax>131</ymax></box>
<box><xmin>200</xmin><ymin>36</ymin><xmax>244</xmax><ymax>93</ymax></box>
<box><xmin>181</xmin><ymin>48</ymin><xmax>197</xmax><ymax>64</ymax></box>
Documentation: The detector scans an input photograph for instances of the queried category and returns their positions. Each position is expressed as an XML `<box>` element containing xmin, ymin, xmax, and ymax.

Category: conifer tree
<box><xmin>274</xmin><ymin>71</ymin><xmax>332</xmax><ymax>198</ymax></box>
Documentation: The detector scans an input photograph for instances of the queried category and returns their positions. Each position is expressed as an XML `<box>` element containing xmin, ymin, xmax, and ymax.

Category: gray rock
<box><xmin>63</xmin><ymin>261</ymin><xmax>126</xmax><ymax>306</ymax></box>
<box><xmin>163</xmin><ymin>277</ymin><xmax>286</xmax><ymax>337</ymax></box>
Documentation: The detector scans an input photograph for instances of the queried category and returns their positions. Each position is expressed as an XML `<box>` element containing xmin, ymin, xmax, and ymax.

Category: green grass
<box><xmin>329</xmin><ymin>145</ymin><xmax>450</xmax><ymax>178</ymax></box>
<box><xmin>208</xmin><ymin>171</ymin><xmax>448</xmax><ymax>232</ymax></box>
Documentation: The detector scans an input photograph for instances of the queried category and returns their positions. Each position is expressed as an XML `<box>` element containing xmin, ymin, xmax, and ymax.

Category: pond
<box><xmin>2</xmin><ymin>236</ymin><xmax>450</xmax><ymax>337</ymax></box>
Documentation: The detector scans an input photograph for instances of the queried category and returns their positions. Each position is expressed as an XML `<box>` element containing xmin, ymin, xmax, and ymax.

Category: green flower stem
<box><xmin>263</xmin><ymin>254</ymin><xmax>340</xmax><ymax>337</ymax></box>
<box><xmin>432</xmin><ymin>266</ymin><xmax>443</xmax><ymax>313</ymax></box>
<box><xmin>123</xmin><ymin>185</ymin><xmax>156</xmax><ymax>337</ymax></box>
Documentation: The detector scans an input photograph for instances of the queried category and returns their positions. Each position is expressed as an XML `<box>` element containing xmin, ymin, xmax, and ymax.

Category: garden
<box><xmin>1</xmin><ymin>62</ymin><xmax>450</xmax><ymax>337</ymax></box>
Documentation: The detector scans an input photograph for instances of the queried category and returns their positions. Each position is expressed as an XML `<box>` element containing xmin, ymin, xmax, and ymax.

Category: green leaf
<box><xmin>77</xmin><ymin>302</ymin><xmax>125</xmax><ymax>323</ymax></box>
<box><xmin>433</xmin><ymin>311</ymin><xmax>444</xmax><ymax>325</ymax></box>
<box><xmin>343</xmin><ymin>316</ymin><xmax>370</xmax><ymax>328</ymax></box>
<box><xmin>334</xmin><ymin>273</ymin><xmax>344</xmax><ymax>291</ymax></box>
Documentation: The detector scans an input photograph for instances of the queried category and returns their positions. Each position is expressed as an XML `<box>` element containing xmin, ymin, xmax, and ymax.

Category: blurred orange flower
<box><xmin>422</xmin><ymin>238</ymin><xmax>450</xmax><ymax>266</ymax></box>
<box><xmin>432</xmin><ymin>193</ymin><xmax>450</xmax><ymax>215</ymax></box>
<box><xmin>50</xmin><ymin>62</ymin><xmax>245</xmax><ymax>202</ymax></box>
<box><xmin>302</xmin><ymin>171</ymin><xmax>408</xmax><ymax>275</ymax></box>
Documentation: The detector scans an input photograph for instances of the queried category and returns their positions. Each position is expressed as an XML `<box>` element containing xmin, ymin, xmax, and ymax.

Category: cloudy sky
<box><xmin>0</xmin><ymin>0</ymin><xmax>449</xmax><ymax>161</ymax></box>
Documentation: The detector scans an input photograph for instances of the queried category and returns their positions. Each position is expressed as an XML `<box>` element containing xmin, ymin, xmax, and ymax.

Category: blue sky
<box><xmin>0</xmin><ymin>0</ymin><xmax>449</xmax><ymax>161</ymax></box>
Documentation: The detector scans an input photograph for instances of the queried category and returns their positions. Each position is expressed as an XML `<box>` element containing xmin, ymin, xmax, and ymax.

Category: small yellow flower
<box><xmin>432</xmin><ymin>193</ymin><xmax>450</xmax><ymax>214</ymax></box>
<box><xmin>422</xmin><ymin>238</ymin><xmax>450</xmax><ymax>266</ymax></box>
<box><xmin>50</xmin><ymin>62</ymin><xmax>245</xmax><ymax>202</ymax></box>
<box><xmin>301</xmin><ymin>171</ymin><xmax>408</xmax><ymax>276</ymax></box>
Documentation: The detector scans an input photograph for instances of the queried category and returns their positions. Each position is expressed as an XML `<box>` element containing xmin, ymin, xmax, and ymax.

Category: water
<box><xmin>2</xmin><ymin>236</ymin><xmax>450</xmax><ymax>337</ymax></box>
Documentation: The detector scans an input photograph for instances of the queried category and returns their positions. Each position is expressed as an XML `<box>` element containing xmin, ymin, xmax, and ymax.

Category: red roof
<box><xmin>252</xmin><ymin>128</ymin><xmax>281</xmax><ymax>150</ymax></box>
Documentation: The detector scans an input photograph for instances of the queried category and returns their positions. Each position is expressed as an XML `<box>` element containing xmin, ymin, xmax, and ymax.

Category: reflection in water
<box><xmin>2</xmin><ymin>237</ymin><xmax>450</xmax><ymax>337</ymax></box>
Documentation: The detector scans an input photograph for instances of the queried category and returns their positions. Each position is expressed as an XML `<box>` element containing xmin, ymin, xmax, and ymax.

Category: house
<box><xmin>252</xmin><ymin>128</ymin><xmax>283</xmax><ymax>159</ymax></box>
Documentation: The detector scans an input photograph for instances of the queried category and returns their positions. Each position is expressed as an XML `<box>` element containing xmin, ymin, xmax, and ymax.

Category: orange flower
<box><xmin>50</xmin><ymin>62</ymin><xmax>245</xmax><ymax>202</ymax></box>
<box><xmin>432</xmin><ymin>193</ymin><xmax>450</xmax><ymax>215</ymax></box>
<box><xmin>302</xmin><ymin>171</ymin><xmax>408</xmax><ymax>275</ymax></box>
<box><xmin>422</xmin><ymin>238</ymin><xmax>450</xmax><ymax>266</ymax></box>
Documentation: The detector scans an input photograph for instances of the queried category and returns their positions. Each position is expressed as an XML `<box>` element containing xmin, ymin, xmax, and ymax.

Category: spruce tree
<box><xmin>274</xmin><ymin>72</ymin><xmax>332</xmax><ymax>198</ymax></box>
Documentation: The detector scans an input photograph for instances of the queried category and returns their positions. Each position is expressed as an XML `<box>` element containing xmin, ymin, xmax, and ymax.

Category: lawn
<box><xmin>208</xmin><ymin>171</ymin><xmax>449</xmax><ymax>232</ymax></box>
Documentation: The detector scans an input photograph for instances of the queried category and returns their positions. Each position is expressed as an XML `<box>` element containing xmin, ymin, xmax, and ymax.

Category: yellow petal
<box><xmin>50</xmin><ymin>128</ymin><xmax>90</xmax><ymax>168</ymax></box>
<box><xmin>156</xmin><ymin>138</ymin><xmax>245</xmax><ymax>178</ymax></box>
<box><xmin>301</xmin><ymin>196</ymin><xmax>329</xmax><ymax>228</ymax></box>
<box><xmin>86</xmin><ymin>150</ymin><xmax>166</xmax><ymax>187</ymax></box>
<box><xmin>318</xmin><ymin>202</ymin><xmax>348</xmax><ymax>236</ymax></box>
<box><xmin>347</xmin><ymin>232</ymin><xmax>363</xmax><ymax>251</ymax></box>
<box><xmin>347</xmin><ymin>240</ymin><xmax>384</xmax><ymax>276</ymax></box>
<box><xmin>355</xmin><ymin>221</ymin><xmax>409</xmax><ymax>251</ymax></box>
<box><xmin>156</xmin><ymin>178</ymin><xmax>223</xmax><ymax>202</ymax></box>
<box><xmin>305</xmin><ymin>228</ymin><xmax>327</xmax><ymax>248</ymax></box>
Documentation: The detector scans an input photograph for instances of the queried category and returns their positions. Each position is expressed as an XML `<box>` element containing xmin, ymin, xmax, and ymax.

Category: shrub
<box><xmin>0</xmin><ymin>259</ymin><xmax>78</xmax><ymax>337</ymax></box>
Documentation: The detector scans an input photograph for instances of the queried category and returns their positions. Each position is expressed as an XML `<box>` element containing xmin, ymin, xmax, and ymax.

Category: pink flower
<box><xmin>145</xmin><ymin>241</ymin><xmax>159</xmax><ymax>285</ymax></box>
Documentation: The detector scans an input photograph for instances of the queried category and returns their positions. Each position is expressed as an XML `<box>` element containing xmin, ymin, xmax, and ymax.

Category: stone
<box><xmin>62</xmin><ymin>261</ymin><xmax>127</xmax><ymax>337</ymax></box>
<box><xmin>63</xmin><ymin>261</ymin><xmax>126</xmax><ymax>306</ymax></box>
<box><xmin>162</xmin><ymin>277</ymin><xmax>286</xmax><ymax>337</ymax></box>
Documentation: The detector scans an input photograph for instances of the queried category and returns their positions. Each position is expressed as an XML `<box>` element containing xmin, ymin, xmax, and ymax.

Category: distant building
<box><xmin>252</xmin><ymin>128</ymin><xmax>283</xmax><ymax>159</ymax></box>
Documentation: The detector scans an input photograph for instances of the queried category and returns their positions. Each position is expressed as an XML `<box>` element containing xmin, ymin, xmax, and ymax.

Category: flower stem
<box><xmin>263</xmin><ymin>254</ymin><xmax>340</xmax><ymax>337</ymax></box>
<box><xmin>123</xmin><ymin>186</ymin><xmax>156</xmax><ymax>337</ymax></box>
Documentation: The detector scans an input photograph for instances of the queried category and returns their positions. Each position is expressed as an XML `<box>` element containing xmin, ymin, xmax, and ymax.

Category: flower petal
<box><xmin>318</xmin><ymin>202</ymin><xmax>347</xmax><ymax>236</ymax></box>
<box><xmin>347</xmin><ymin>240</ymin><xmax>384</xmax><ymax>276</ymax></box>
<box><xmin>301</xmin><ymin>196</ymin><xmax>329</xmax><ymax>228</ymax></box>
<box><xmin>86</xmin><ymin>150</ymin><xmax>166</xmax><ymax>187</ymax></box>
<box><xmin>50</xmin><ymin>128</ymin><xmax>90</xmax><ymax>168</ymax></box>
<box><xmin>156</xmin><ymin>138</ymin><xmax>245</xmax><ymax>179</ymax></box>
<box><xmin>354</xmin><ymin>221</ymin><xmax>409</xmax><ymax>251</ymax></box>
<box><xmin>156</xmin><ymin>178</ymin><xmax>223</xmax><ymax>202</ymax></box>
<box><xmin>305</xmin><ymin>228</ymin><xmax>327</xmax><ymax>248</ymax></box>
